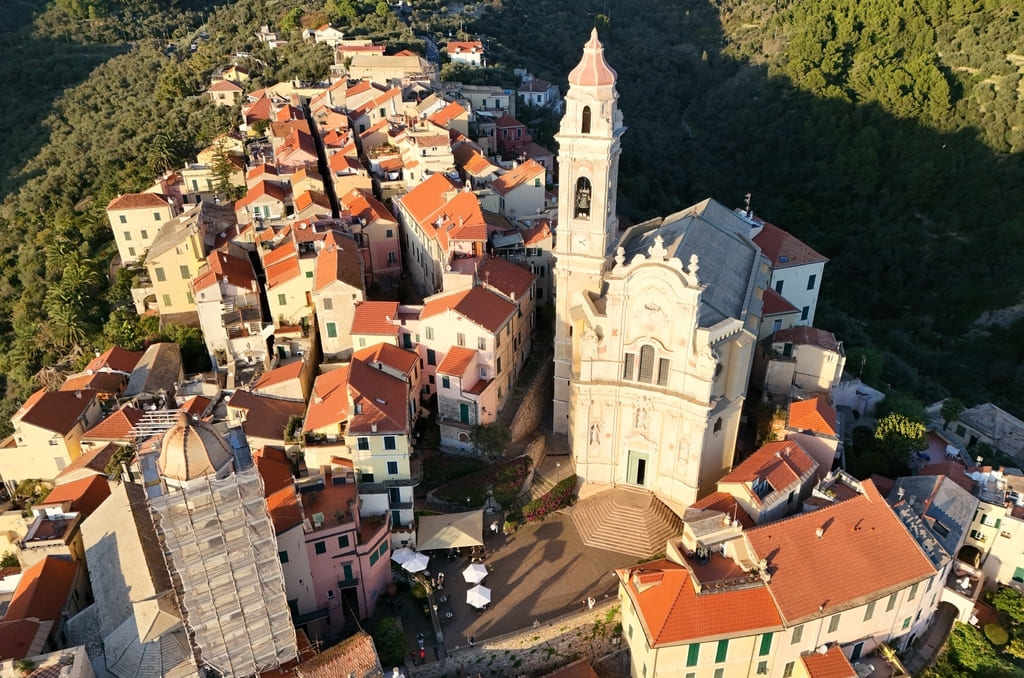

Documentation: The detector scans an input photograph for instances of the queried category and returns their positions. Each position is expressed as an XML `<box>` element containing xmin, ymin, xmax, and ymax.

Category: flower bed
<box><xmin>522</xmin><ymin>476</ymin><xmax>576</xmax><ymax>522</ymax></box>
<box><xmin>433</xmin><ymin>457</ymin><xmax>530</xmax><ymax>508</ymax></box>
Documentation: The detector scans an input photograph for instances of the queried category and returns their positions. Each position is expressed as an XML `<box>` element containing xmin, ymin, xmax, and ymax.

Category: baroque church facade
<box><xmin>553</xmin><ymin>30</ymin><xmax>770</xmax><ymax>510</ymax></box>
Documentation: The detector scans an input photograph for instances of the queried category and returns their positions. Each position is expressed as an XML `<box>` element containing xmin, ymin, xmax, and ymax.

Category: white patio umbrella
<box><xmin>466</xmin><ymin>584</ymin><xmax>491</xmax><ymax>609</ymax></box>
<box><xmin>402</xmin><ymin>552</ymin><xmax>430</xmax><ymax>573</ymax></box>
<box><xmin>391</xmin><ymin>547</ymin><xmax>416</xmax><ymax>565</ymax></box>
<box><xmin>462</xmin><ymin>562</ymin><xmax>488</xmax><ymax>584</ymax></box>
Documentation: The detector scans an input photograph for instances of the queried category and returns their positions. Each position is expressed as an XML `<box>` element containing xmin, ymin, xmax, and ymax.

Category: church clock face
<box><xmin>574</xmin><ymin>235</ymin><xmax>589</xmax><ymax>252</ymax></box>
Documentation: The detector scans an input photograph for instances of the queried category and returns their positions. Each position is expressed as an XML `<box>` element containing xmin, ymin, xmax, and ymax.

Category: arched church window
<box><xmin>657</xmin><ymin>358</ymin><xmax>670</xmax><ymax>386</ymax></box>
<box><xmin>714</xmin><ymin>417</ymin><xmax>723</xmax><ymax>433</ymax></box>
<box><xmin>574</xmin><ymin>177</ymin><xmax>592</xmax><ymax>219</ymax></box>
<box><xmin>581</xmin><ymin>105</ymin><xmax>591</xmax><ymax>134</ymax></box>
<box><xmin>638</xmin><ymin>345</ymin><xmax>655</xmax><ymax>383</ymax></box>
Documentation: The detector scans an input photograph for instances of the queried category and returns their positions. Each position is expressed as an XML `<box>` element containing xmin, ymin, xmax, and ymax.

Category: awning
<box><xmin>416</xmin><ymin>509</ymin><xmax>484</xmax><ymax>551</ymax></box>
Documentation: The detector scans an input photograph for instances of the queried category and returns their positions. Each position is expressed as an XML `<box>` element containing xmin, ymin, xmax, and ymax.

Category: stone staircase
<box><xmin>570</xmin><ymin>487</ymin><xmax>684</xmax><ymax>558</ymax></box>
<box><xmin>528</xmin><ymin>455</ymin><xmax>576</xmax><ymax>501</ymax></box>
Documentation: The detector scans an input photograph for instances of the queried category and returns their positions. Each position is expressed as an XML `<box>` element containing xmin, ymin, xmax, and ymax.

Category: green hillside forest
<box><xmin>0</xmin><ymin>0</ymin><xmax>1022</xmax><ymax>435</ymax></box>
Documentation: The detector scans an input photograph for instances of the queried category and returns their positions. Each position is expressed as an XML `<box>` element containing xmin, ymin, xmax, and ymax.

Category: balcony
<box><xmin>356</xmin><ymin>469</ymin><xmax>422</xmax><ymax>494</ymax></box>
<box><xmin>337</xmin><ymin>576</ymin><xmax>360</xmax><ymax>589</ymax></box>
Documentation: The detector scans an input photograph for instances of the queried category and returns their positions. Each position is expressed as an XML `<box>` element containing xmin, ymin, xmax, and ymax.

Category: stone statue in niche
<box><xmin>589</xmin><ymin>422</ymin><xmax>601</xmax><ymax>447</ymax></box>
<box><xmin>581</xmin><ymin>327</ymin><xmax>600</xmax><ymax>360</ymax></box>
<box><xmin>574</xmin><ymin>177</ymin><xmax>591</xmax><ymax>219</ymax></box>
<box><xmin>633</xmin><ymin>396</ymin><xmax>652</xmax><ymax>438</ymax></box>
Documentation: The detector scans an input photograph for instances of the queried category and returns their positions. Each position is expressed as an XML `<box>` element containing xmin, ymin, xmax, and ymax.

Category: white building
<box><xmin>748</xmin><ymin>216</ymin><xmax>828</xmax><ymax>327</ymax></box>
<box><xmin>446</xmin><ymin>41</ymin><xmax>485</xmax><ymax>67</ymax></box>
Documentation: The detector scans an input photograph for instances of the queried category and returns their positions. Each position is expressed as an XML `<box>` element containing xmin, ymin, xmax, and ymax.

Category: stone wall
<box><xmin>409</xmin><ymin>600</ymin><xmax>623</xmax><ymax>678</ymax></box>
<box><xmin>508</xmin><ymin>360</ymin><xmax>554</xmax><ymax>443</ymax></box>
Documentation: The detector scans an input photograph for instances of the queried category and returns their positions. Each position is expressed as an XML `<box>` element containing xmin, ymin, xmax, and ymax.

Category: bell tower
<box><xmin>552</xmin><ymin>28</ymin><xmax>625</xmax><ymax>434</ymax></box>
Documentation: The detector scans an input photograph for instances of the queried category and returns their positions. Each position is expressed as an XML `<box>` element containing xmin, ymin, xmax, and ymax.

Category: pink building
<box><xmin>339</xmin><ymin>188</ymin><xmax>403</xmax><ymax>283</ymax></box>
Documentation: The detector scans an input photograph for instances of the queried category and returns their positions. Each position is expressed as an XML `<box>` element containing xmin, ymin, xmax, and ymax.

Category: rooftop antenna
<box><xmin>744</xmin><ymin>192</ymin><xmax>753</xmax><ymax>218</ymax></box>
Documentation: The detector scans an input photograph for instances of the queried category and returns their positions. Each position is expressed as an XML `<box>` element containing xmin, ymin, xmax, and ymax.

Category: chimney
<box><xmin>371</xmin><ymin>423</ymin><xmax>377</xmax><ymax>433</ymax></box>
<box><xmin>815</xmin><ymin>526</ymin><xmax>825</xmax><ymax>539</ymax></box>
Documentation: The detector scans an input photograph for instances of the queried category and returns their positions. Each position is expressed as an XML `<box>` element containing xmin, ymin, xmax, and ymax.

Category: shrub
<box><xmin>522</xmin><ymin>476</ymin><xmax>575</xmax><ymax>522</ymax></box>
<box><xmin>371</xmin><ymin>617</ymin><xmax>406</xmax><ymax>667</ymax></box>
<box><xmin>983</xmin><ymin>623</ymin><xmax>1008</xmax><ymax>646</ymax></box>
<box><xmin>0</xmin><ymin>552</ymin><xmax>18</xmax><ymax>568</ymax></box>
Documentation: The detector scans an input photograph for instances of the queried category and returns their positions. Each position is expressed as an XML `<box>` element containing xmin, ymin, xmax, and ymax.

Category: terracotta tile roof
<box><xmin>761</xmin><ymin>288</ymin><xmax>799</xmax><ymax>315</ymax></box>
<box><xmin>522</xmin><ymin>220</ymin><xmax>552</xmax><ymax>246</ymax></box>
<box><xmin>346</xmin><ymin>80</ymin><xmax>377</xmax><ymax>97</ymax></box>
<box><xmin>181</xmin><ymin>395</ymin><xmax>212</xmax><ymax>416</ymax></box>
<box><xmin>295</xmin><ymin>630</ymin><xmax>381</xmax><ymax>678</ymax></box>
<box><xmin>227</xmin><ymin>391</ymin><xmax>306</xmax><ymax>442</ymax></box>
<box><xmin>106</xmin><ymin>192</ymin><xmax>171</xmax><ymax>211</ymax></box>
<box><xmin>195</xmin><ymin>249</ymin><xmax>257</xmax><ymax>292</ymax></box>
<box><xmin>243</xmin><ymin>94</ymin><xmax>273</xmax><ymax>122</ymax></box>
<box><xmin>290</xmin><ymin>166</ymin><xmax>322</xmax><ymax>187</ymax></box>
<box><xmin>353</xmin><ymin>343</ymin><xmax>419</xmax><ymax>376</ymax></box>
<box><xmin>254</xmin><ymin>446</ymin><xmax>294</xmax><ymax>497</ymax></box>
<box><xmin>303</xmin><ymin>365</ymin><xmax>350</xmax><ymax>433</ymax></box>
<box><xmin>801</xmin><ymin>646</ymin><xmax>857</xmax><ymax>678</ymax></box>
<box><xmin>236</xmin><ymin>180</ymin><xmax>290</xmax><ymax>210</ymax></box>
<box><xmin>266</xmin><ymin>485</ymin><xmax>304</xmax><ymax>535</ymax></box>
<box><xmin>340</xmin><ymin>188</ymin><xmax>396</xmax><ymax>225</ymax></box>
<box><xmin>266</xmin><ymin>256</ymin><xmax>301</xmax><ymax>288</ymax></box>
<box><xmin>209</xmin><ymin>79</ymin><xmax>243</xmax><ymax>92</ymax></box>
<box><xmin>3</xmin><ymin>556</ymin><xmax>77</xmax><ymax>622</ymax></box>
<box><xmin>446</xmin><ymin>41</ymin><xmax>483</xmax><ymax>54</ymax></box>
<box><xmin>618</xmin><ymin>559</ymin><xmax>782</xmax><ymax>646</ymax></box>
<box><xmin>359</xmin><ymin>118</ymin><xmax>389</xmax><ymax>138</ymax></box>
<box><xmin>719</xmin><ymin>440</ymin><xmax>817</xmax><ymax>502</ymax></box>
<box><xmin>690</xmin><ymin>491</ymin><xmax>755</xmax><ymax>529</ymax></box>
<box><xmin>398</xmin><ymin>173</ymin><xmax>456</xmax><ymax>225</ymax></box>
<box><xmin>347</xmin><ymin>358</ymin><xmax>409</xmax><ymax>434</ymax></box>
<box><xmin>437</xmin><ymin>346</ymin><xmax>477</xmax><ymax>377</ymax></box>
<box><xmin>56</xmin><ymin>443</ymin><xmax>118</xmax><ymax>482</ymax></box>
<box><xmin>492</xmin><ymin>160</ymin><xmax>545</xmax><ymax>195</ymax></box>
<box><xmin>746</xmin><ymin>480</ymin><xmax>936</xmax><ymax>622</ymax></box>
<box><xmin>253</xmin><ymin>361</ymin><xmax>304</xmax><ymax>390</ymax></box>
<box><xmin>86</xmin><ymin>346</ymin><xmax>144</xmax><ymax>373</ymax></box>
<box><xmin>59</xmin><ymin>371</ymin><xmax>125</xmax><ymax>394</ymax></box>
<box><xmin>427</xmin><ymin>101</ymin><xmax>468</xmax><ymax>129</ymax></box>
<box><xmin>788</xmin><ymin>396</ymin><xmax>838</xmax><ymax>437</ymax></box>
<box><xmin>918</xmin><ymin>462</ymin><xmax>976</xmax><ymax>493</ymax></box>
<box><xmin>478</xmin><ymin>256</ymin><xmax>534</xmax><ymax>300</ymax></box>
<box><xmin>276</xmin><ymin>104</ymin><xmax>305</xmax><ymax>122</ymax></box>
<box><xmin>247</xmin><ymin>163</ymin><xmax>279</xmax><ymax>180</ymax></box>
<box><xmin>299</xmin><ymin>479</ymin><xmax>358</xmax><ymax>532</ymax></box>
<box><xmin>772</xmin><ymin>326</ymin><xmax>841</xmax><ymax>352</ymax></box>
<box><xmin>271</xmin><ymin>119</ymin><xmax>312</xmax><ymax>140</ymax></box>
<box><xmin>494</xmin><ymin>113</ymin><xmax>524</xmax><ymax>129</ymax></box>
<box><xmin>39</xmin><ymin>475</ymin><xmax>110</xmax><ymax>516</ymax></box>
<box><xmin>519</xmin><ymin>78</ymin><xmax>553</xmax><ymax>94</ymax></box>
<box><xmin>421</xmin><ymin>287</ymin><xmax>515</xmax><ymax>333</ymax></box>
<box><xmin>753</xmin><ymin>221</ymin><xmax>828</xmax><ymax>269</ymax></box>
<box><xmin>392</xmin><ymin>48</ymin><xmax>416</xmax><ymax>57</ymax></box>
<box><xmin>351</xmin><ymin>301</ymin><xmax>400</xmax><ymax>335</ymax></box>
<box><xmin>330</xmin><ymin>152</ymin><xmax>365</xmax><ymax>174</ymax></box>
<box><xmin>453</xmin><ymin>144</ymin><xmax>497</xmax><ymax>177</ymax></box>
<box><xmin>0</xmin><ymin>619</ymin><xmax>46</xmax><ymax>661</ymax></box>
<box><xmin>294</xmin><ymin>189</ymin><xmax>332</xmax><ymax>214</ymax></box>
<box><xmin>542</xmin><ymin>659</ymin><xmax>599</xmax><ymax>678</ymax></box>
<box><xmin>14</xmin><ymin>389</ymin><xmax>97</xmax><ymax>435</ymax></box>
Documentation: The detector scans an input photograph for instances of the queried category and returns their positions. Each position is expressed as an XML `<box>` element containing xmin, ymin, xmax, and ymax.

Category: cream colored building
<box><xmin>106</xmin><ymin>193</ymin><xmax>177</xmax><ymax>266</ymax></box>
<box><xmin>759</xmin><ymin>326</ymin><xmax>846</xmax><ymax>397</ymax></box>
<box><xmin>311</xmin><ymin>231</ymin><xmax>366</xmax><ymax>361</ymax></box>
<box><xmin>552</xmin><ymin>31</ymin><xmax>767</xmax><ymax>505</ymax></box>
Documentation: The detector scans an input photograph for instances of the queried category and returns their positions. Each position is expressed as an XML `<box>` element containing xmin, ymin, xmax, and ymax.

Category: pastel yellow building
<box><xmin>106</xmin><ymin>193</ymin><xmax>177</xmax><ymax>266</ymax></box>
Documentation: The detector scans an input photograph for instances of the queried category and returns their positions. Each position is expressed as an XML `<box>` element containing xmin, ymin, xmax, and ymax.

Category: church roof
<box><xmin>568</xmin><ymin>29</ymin><xmax>617</xmax><ymax>87</ymax></box>
<box><xmin>619</xmin><ymin>198</ymin><xmax>766</xmax><ymax>327</ymax></box>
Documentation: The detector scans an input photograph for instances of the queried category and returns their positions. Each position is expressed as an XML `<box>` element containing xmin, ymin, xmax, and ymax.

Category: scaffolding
<box><xmin>149</xmin><ymin>465</ymin><xmax>298</xmax><ymax>677</ymax></box>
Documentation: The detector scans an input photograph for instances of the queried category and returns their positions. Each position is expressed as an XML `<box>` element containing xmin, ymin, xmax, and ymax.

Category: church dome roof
<box><xmin>157</xmin><ymin>412</ymin><xmax>234</xmax><ymax>481</ymax></box>
<box><xmin>568</xmin><ymin>28</ymin><xmax>617</xmax><ymax>87</ymax></box>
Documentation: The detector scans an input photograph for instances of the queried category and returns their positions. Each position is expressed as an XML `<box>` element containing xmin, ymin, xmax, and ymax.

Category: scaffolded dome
<box><xmin>157</xmin><ymin>412</ymin><xmax>233</xmax><ymax>481</ymax></box>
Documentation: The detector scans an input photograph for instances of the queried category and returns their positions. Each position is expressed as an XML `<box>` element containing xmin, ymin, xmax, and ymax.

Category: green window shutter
<box><xmin>759</xmin><ymin>633</ymin><xmax>773</xmax><ymax>656</ymax></box>
<box><xmin>1012</xmin><ymin>567</ymin><xmax>1024</xmax><ymax>583</ymax></box>
<box><xmin>326</xmin><ymin>322</ymin><xmax>337</xmax><ymax>338</ymax></box>
<box><xmin>715</xmin><ymin>639</ymin><xmax>728</xmax><ymax>663</ymax></box>
<box><xmin>686</xmin><ymin>644</ymin><xmax>699</xmax><ymax>666</ymax></box>
<box><xmin>996</xmin><ymin>518</ymin><xmax>1002</xmax><ymax>529</ymax></box>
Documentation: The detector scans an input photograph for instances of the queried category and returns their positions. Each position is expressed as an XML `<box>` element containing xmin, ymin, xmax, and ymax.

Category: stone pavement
<box><xmin>903</xmin><ymin>602</ymin><xmax>957</xmax><ymax>674</ymax></box>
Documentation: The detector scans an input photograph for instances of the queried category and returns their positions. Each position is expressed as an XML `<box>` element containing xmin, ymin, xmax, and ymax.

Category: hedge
<box><xmin>523</xmin><ymin>477</ymin><xmax>576</xmax><ymax>522</ymax></box>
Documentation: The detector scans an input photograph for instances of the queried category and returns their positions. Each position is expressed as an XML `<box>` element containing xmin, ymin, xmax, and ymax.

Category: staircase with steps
<box><xmin>570</xmin><ymin>487</ymin><xmax>684</xmax><ymax>558</ymax></box>
<box><xmin>528</xmin><ymin>455</ymin><xmax>576</xmax><ymax>501</ymax></box>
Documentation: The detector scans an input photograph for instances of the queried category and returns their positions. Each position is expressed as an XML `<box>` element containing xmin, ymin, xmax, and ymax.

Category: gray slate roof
<box><xmin>619</xmin><ymin>198</ymin><xmax>767</xmax><ymax>327</ymax></box>
<box><xmin>124</xmin><ymin>343</ymin><xmax>182</xmax><ymax>397</ymax></box>
<box><xmin>888</xmin><ymin>475</ymin><xmax>979</xmax><ymax>567</ymax></box>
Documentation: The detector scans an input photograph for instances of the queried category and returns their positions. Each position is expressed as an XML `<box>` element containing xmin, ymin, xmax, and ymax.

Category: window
<box><xmin>357</xmin><ymin>437</ymin><xmax>369</xmax><ymax>451</ymax></box>
<box><xmin>326</xmin><ymin>322</ymin><xmax>338</xmax><ymax>338</ymax></box>
<box><xmin>457</xmin><ymin>332</ymin><xmax>466</xmax><ymax>346</ymax></box>
<box><xmin>162</xmin><ymin>294</ymin><xmax>172</xmax><ymax>307</ymax></box>
<box><xmin>715</xmin><ymin>639</ymin><xmax>728</xmax><ymax>663</ymax></box>
<box><xmin>428</xmin><ymin>375</ymin><xmax>435</xmax><ymax>385</ymax></box>
<box><xmin>791</xmin><ymin>625</ymin><xmax>803</xmax><ymax>644</ymax></box>
<box><xmin>657</xmin><ymin>358</ymin><xmax>670</xmax><ymax>386</ymax></box>
<box><xmin>314</xmin><ymin>541</ymin><xmax>326</xmax><ymax>555</ymax></box>
<box><xmin>279</xmin><ymin>550</ymin><xmax>289</xmax><ymax>563</ymax></box>
<box><xmin>186</xmin><ymin>291</ymin><xmax>193</xmax><ymax>304</ymax></box>
<box><xmin>864</xmin><ymin>600</ymin><xmax>876</xmax><ymax>622</ymax></box>
<box><xmin>956</xmin><ymin>424</ymin><xmax>966</xmax><ymax>436</ymax></box>
<box><xmin>714</xmin><ymin>670</ymin><xmax>724</xmax><ymax>678</ymax></box>
<box><xmin>775</xmin><ymin>280</ymin><xmax>784</xmax><ymax>294</ymax></box>
<box><xmin>426</xmin><ymin>327</ymin><xmax>434</xmax><ymax>340</ymax></box>
<box><xmin>638</xmin><ymin>345</ymin><xmax>655</xmax><ymax>383</ymax></box>
<box><xmin>783</xmin><ymin>661</ymin><xmax>795</xmax><ymax>678</ymax></box>
<box><xmin>386</xmin><ymin>229</ymin><xmax>394</xmax><ymax>238</ymax></box>
<box><xmin>362</xmin><ymin>472</ymin><xmax>375</xmax><ymax>483</ymax></box>
<box><xmin>686</xmin><ymin>643</ymin><xmax>699</xmax><ymax>666</ymax></box>
<box><xmin>714</xmin><ymin>417</ymin><xmax>723</xmax><ymax>433</ymax></box>
<box><xmin>757</xmin><ymin>661</ymin><xmax>768</xmax><ymax>675</ymax></box>
<box><xmin>800</xmin><ymin>306</ymin><xmax>809</xmax><ymax>321</ymax></box>
<box><xmin>1012</xmin><ymin>567</ymin><xmax>1024</xmax><ymax>583</ymax></box>
<box><xmin>828</xmin><ymin>614</ymin><xmax>840</xmax><ymax>633</ymax></box>
<box><xmin>358</xmin><ymin>338</ymin><xmax>366</xmax><ymax>347</ymax></box>
<box><xmin>277</xmin><ymin>293</ymin><xmax>287</xmax><ymax>307</ymax></box>
<box><xmin>123</xmin><ymin>230</ymin><xmax>132</xmax><ymax>241</ymax></box>
<box><xmin>574</xmin><ymin>177</ymin><xmax>592</xmax><ymax>219</ymax></box>
<box><xmin>369</xmin><ymin>551</ymin><xmax>378</xmax><ymax>566</ymax></box>
<box><xmin>933</xmin><ymin>521</ymin><xmax>949</xmax><ymax>538</ymax></box>
<box><xmin>908</xmin><ymin>582</ymin><xmax>918</xmax><ymax>601</ymax></box>
<box><xmin>887</xmin><ymin>592</ymin><xmax>898</xmax><ymax>611</ymax></box>
<box><xmin>140</xmin><ymin>229</ymin><xmax>148</xmax><ymax>240</ymax></box>
<box><xmin>685</xmin><ymin>674</ymin><xmax>695</xmax><ymax>678</ymax></box>
<box><xmin>623</xmin><ymin>353</ymin><xmax>635</xmax><ymax>380</ymax></box>
<box><xmin>387</xmin><ymin>251</ymin><xmax>397</xmax><ymax>264</ymax></box>
<box><xmin>807</xmin><ymin>274</ymin><xmax>816</xmax><ymax>290</ymax></box>
<box><xmin>496</xmin><ymin>357</ymin><xmax>502</xmax><ymax>374</ymax></box>
<box><xmin>305</xmin><ymin>271</ymin><xmax>313</xmax><ymax>279</ymax></box>
<box><xmin>154</xmin><ymin>267</ymin><xmax>166</xmax><ymax>282</ymax></box>
<box><xmin>387</xmin><ymin>461</ymin><xmax>398</xmax><ymax>475</ymax></box>
<box><xmin>479</xmin><ymin>367</ymin><xmax>487</xmax><ymax>379</ymax></box>
<box><xmin>338</xmin><ymin>535</ymin><xmax>350</xmax><ymax>549</ymax></box>
<box><xmin>759</xmin><ymin>632</ymin><xmax>773</xmax><ymax>656</ymax></box>
<box><xmin>581</xmin><ymin>105</ymin><xmax>591</xmax><ymax>134</ymax></box>
<box><xmin>926</xmin><ymin>575</ymin><xmax>935</xmax><ymax>592</ymax></box>
<box><xmin>153</xmin><ymin>212</ymin><xmax>161</xmax><ymax>221</ymax></box>
<box><xmin>477</xmin><ymin>337</ymin><xmax>487</xmax><ymax>350</ymax></box>
<box><xmin>441</xmin><ymin>376</ymin><xmax>450</xmax><ymax>389</ymax></box>
<box><xmin>342</xmin><ymin>563</ymin><xmax>353</xmax><ymax>581</ymax></box>
<box><xmin>379</xmin><ymin>541</ymin><xmax>388</xmax><ymax>556</ymax></box>
<box><xmin>119</xmin><ymin>214</ymin><xmax>127</xmax><ymax>224</ymax></box>
<box><xmin>384</xmin><ymin>436</ymin><xmax>396</xmax><ymax>450</ymax></box>
<box><xmin>902</xmin><ymin>616</ymin><xmax>911</xmax><ymax>630</ymax></box>
<box><xmin>971</xmin><ymin>529</ymin><xmax>985</xmax><ymax>541</ymax></box>
<box><xmin>427</xmin><ymin>349</ymin><xmax>436</xmax><ymax>366</ymax></box>
<box><xmin>128</xmin><ymin>247</ymin><xmax>136</xmax><ymax>257</ymax></box>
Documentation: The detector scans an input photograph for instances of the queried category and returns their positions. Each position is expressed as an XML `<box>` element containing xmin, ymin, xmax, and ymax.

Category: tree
<box><xmin>280</xmin><ymin>8</ymin><xmax>303</xmax><ymax>34</ymax></box>
<box><xmin>941</xmin><ymin>398</ymin><xmax>966</xmax><ymax>430</ymax></box>
<box><xmin>470</xmin><ymin>422</ymin><xmax>510</xmax><ymax>457</ymax></box>
<box><xmin>874</xmin><ymin>412</ymin><xmax>926</xmax><ymax>461</ymax></box>
<box><xmin>0</xmin><ymin>552</ymin><xmax>18</xmax><ymax>568</ymax></box>
<box><xmin>375</xmin><ymin>1</ymin><xmax>391</xmax><ymax>19</ymax></box>
<box><xmin>371</xmin><ymin>617</ymin><xmax>406</xmax><ymax>668</ymax></box>
<box><xmin>210</xmin><ymin>139</ymin><xmax>236</xmax><ymax>194</ymax></box>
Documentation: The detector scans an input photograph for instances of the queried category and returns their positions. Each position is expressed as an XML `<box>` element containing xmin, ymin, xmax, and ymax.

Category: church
<box><xmin>553</xmin><ymin>30</ymin><xmax>770</xmax><ymax>512</ymax></box>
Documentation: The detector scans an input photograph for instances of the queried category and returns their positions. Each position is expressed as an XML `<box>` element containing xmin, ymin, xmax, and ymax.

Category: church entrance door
<box><xmin>627</xmin><ymin>451</ymin><xmax>649</xmax><ymax>487</ymax></box>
